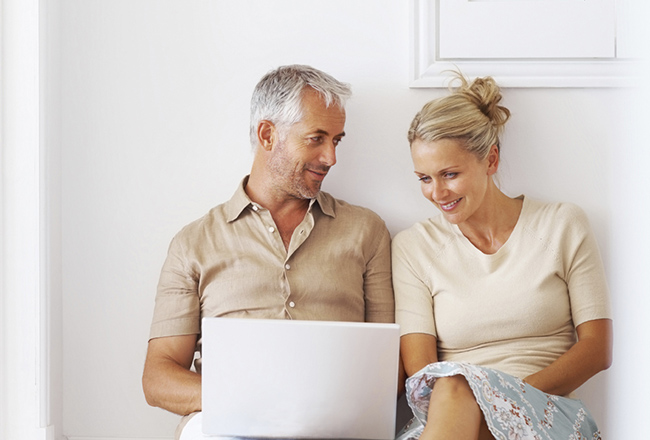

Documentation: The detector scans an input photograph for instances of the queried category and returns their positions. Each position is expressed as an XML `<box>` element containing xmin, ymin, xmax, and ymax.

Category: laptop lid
<box><xmin>201</xmin><ymin>318</ymin><xmax>400</xmax><ymax>439</ymax></box>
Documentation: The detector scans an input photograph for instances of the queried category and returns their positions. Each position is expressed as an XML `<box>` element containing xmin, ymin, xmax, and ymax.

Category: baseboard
<box><xmin>42</xmin><ymin>426</ymin><xmax>56</xmax><ymax>440</ymax></box>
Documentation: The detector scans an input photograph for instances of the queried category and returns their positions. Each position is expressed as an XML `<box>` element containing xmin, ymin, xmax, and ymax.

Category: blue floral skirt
<box><xmin>397</xmin><ymin>362</ymin><xmax>602</xmax><ymax>440</ymax></box>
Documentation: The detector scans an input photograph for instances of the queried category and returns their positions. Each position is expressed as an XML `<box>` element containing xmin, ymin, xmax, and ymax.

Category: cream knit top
<box><xmin>392</xmin><ymin>196</ymin><xmax>611</xmax><ymax>380</ymax></box>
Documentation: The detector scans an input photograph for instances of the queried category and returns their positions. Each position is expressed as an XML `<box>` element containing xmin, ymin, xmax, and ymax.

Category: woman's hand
<box><xmin>523</xmin><ymin>318</ymin><xmax>613</xmax><ymax>396</ymax></box>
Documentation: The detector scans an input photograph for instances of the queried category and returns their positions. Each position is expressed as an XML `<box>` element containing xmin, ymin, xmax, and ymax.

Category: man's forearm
<box><xmin>143</xmin><ymin>334</ymin><xmax>203</xmax><ymax>416</ymax></box>
<box><xmin>143</xmin><ymin>356</ymin><xmax>202</xmax><ymax>415</ymax></box>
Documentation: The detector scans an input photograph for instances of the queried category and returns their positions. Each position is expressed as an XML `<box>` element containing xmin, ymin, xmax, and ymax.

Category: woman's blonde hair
<box><xmin>408</xmin><ymin>72</ymin><xmax>510</xmax><ymax>160</ymax></box>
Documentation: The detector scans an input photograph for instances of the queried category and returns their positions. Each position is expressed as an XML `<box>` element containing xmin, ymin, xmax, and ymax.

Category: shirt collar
<box><xmin>314</xmin><ymin>190</ymin><xmax>335</xmax><ymax>218</ymax></box>
<box><xmin>225</xmin><ymin>175</ymin><xmax>336</xmax><ymax>222</ymax></box>
<box><xmin>225</xmin><ymin>176</ymin><xmax>254</xmax><ymax>222</ymax></box>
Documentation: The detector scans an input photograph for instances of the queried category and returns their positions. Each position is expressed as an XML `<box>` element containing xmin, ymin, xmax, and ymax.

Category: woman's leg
<box><xmin>478</xmin><ymin>418</ymin><xmax>495</xmax><ymax>440</ymax></box>
<box><xmin>419</xmin><ymin>375</ymin><xmax>487</xmax><ymax>440</ymax></box>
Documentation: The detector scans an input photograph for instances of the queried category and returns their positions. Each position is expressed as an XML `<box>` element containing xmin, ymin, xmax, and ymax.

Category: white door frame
<box><xmin>1</xmin><ymin>0</ymin><xmax>56</xmax><ymax>438</ymax></box>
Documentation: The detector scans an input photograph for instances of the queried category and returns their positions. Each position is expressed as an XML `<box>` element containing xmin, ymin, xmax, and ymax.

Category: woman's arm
<box><xmin>401</xmin><ymin>334</ymin><xmax>490</xmax><ymax>439</ymax></box>
<box><xmin>523</xmin><ymin>318</ymin><xmax>613</xmax><ymax>396</ymax></box>
<box><xmin>400</xmin><ymin>333</ymin><xmax>439</xmax><ymax>378</ymax></box>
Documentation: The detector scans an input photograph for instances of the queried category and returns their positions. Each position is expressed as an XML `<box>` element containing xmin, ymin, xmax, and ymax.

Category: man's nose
<box><xmin>320</xmin><ymin>142</ymin><xmax>337</xmax><ymax>167</ymax></box>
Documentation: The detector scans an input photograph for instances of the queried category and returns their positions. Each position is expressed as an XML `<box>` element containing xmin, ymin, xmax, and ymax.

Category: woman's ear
<box><xmin>486</xmin><ymin>144</ymin><xmax>500</xmax><ymax>176</ymax></box>
<box><xmin>257</xmin><ymin>120</ymin><xmax>276</xmax><ymax>151</ymax></box>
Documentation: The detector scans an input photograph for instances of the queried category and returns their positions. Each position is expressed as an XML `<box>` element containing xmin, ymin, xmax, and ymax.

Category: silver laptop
<box><xmin>201</xmin><ymin>317</ymin><xmax>400</xmax><ymax>439</ymax></box>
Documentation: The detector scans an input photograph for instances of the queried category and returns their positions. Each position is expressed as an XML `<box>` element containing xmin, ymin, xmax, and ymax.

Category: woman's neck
<box><xmin>457</xmin><ymin>190</ymin><xmax>523</xmax><ymax>255</ymax></box>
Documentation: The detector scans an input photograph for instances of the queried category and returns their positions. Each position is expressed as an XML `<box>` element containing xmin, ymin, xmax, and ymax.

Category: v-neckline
<box><xmin>449</xmin><ymin>195</ymin><xmax>526</xmax><ymax>257</ymax></box>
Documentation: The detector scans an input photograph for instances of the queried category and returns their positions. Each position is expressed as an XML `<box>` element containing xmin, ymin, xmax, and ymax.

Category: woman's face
<box><xmin>410</xmin><ymin>138</ymin><xmax>498</xmax><ymax>225</ymax></box>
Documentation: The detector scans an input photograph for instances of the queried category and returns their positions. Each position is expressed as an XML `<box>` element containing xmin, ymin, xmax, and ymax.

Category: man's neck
<box><xmin>245</xmin><ymin>172</ymin><xmax>312</xmax><ymax>251</ymax></box>
<box><xmin>245</xmin><ymin>170</ymin><xmax>311</xmax><ymax>212</ymax></box>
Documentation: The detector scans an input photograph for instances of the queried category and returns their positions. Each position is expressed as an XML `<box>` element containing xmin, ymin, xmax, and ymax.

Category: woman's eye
<box><xmin>418</xmin><ymin>176</ymin><xmax>431</xmax><ymax>183</ymax></box>
<box><xmin>444</xmin><ymin>172</ymin><xmax>457</xmax><ymax>179</ymax></box>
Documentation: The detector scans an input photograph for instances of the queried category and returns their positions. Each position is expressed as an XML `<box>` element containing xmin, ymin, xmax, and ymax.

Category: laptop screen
<box><xmin>201</xmin><ymin>318</ymin><xmax>400</xmax><ymax>439</ymax></box>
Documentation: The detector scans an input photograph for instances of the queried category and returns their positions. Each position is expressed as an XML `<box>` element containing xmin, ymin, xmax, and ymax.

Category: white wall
<box><xmin>53</xmin><ymin>1</ymin><xmax>649</xmax><ymax>439</ymax></box>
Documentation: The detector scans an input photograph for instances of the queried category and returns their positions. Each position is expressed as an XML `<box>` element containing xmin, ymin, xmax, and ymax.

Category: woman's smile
<box><xmin>439</xmin><ymin>198</ymin><xmax>462</xmax><ymax>211</ymax></box>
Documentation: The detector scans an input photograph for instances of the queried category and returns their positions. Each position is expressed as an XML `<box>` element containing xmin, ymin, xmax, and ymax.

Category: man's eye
<box><xmin>333</xmin><ymin>138</ymin><xmax>342</xmax><ymax>146</ymax></box>
<box><xmin>309</xmin><ymin>136</ymin><xmax>323</xmax><ymax>144</ymax></box>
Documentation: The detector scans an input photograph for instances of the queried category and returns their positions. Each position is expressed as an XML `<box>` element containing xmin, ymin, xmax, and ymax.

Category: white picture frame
<box><xmin>410</xmin><ymin>0</ymin><xmax>639</xmax><ymax>88</ymax></box>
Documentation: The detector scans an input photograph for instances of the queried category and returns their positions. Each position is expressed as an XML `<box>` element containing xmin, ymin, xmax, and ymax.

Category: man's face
<box><xmin>268</xmin><ymin>89</ymin><xmax>346</xmax><ymax>199</ymax></box>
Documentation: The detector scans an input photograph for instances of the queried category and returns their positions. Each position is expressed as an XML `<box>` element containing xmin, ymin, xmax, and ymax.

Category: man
<box><xmin>142</xmin><ymin>65</ymin><xmax>394</xmax><ymax>439</ymax></box>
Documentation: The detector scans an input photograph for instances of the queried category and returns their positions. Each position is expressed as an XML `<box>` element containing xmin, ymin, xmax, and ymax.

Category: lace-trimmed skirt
<box><xmin>397</xmin><ymin>362</ymin><xmax>602</xmax><ymax>440</ymax></box>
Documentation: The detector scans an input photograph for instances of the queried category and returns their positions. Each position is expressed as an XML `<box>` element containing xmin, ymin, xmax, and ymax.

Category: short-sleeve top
<box><xmin>392</xmin><ymin>196</ymin><xmax>611</xmax><ymax>380</ymax></box>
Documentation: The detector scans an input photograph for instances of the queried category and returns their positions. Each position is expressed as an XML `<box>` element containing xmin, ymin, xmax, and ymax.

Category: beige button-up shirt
<box><xmin>150</xmin><ymin>177</ymin><xmax>394</xmax><ymax>365</ymax></box>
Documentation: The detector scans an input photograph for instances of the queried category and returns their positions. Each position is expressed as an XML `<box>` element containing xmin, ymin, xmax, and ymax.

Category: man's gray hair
<box><xmin>249</xmin><ymin>65</ymin><xmax>352</xmax><ymax>148</ymax></box>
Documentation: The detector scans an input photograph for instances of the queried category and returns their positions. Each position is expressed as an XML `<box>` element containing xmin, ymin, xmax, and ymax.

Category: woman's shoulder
<box><xmin>520</xmin><ymin>196</ymin><xmax>593</xmax><ymax>245</ymax></box>
<box><xmin>392</xmin><ymin>214</ymin><xmax>454</xmax><ymax>250</ymax></box>
<box><xmin>522</xmin><ymin>196</ymin><xmax>589</xmax><ymax>225</ymax></box>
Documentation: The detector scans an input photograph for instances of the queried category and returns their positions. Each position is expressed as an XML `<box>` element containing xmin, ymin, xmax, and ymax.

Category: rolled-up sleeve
<box><xmin>149</xmin><ymin>232</ymin><xmax>201</xmax><ymax>340</ymax></box>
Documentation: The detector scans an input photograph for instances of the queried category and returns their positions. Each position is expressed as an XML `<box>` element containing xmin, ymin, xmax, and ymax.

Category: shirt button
<box><xmin>268</xmin><ymin>226</ymin><xmax>275</xmax><ymax>233</ymax></box>
<box><xmin>252</xmin><ymin>205</ymin><xmax>259</xmax><ymax>212</ymax></box>
<box><xmin>285</xmin><ymin>264</ymin><xmax>291</xmax><ymax>270</ymax></box>
<box><xmin>289</xmin><ymin>301</ymin><xmax>296</xmax><ymax>308</ymax></box>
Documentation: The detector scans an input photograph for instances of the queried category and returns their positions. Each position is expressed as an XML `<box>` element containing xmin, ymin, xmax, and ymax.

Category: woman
<box><xmin>392</xmin><ymin>73</ymin><xmax>613</xmax><ymax>440</ymax></box>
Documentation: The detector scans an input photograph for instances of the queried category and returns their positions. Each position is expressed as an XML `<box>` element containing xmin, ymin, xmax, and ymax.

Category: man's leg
<box><xmin>178</xmin><ymin>413</ymin><xmax>246</xmax><ymax>440</ymax></box>
<box><xmin>178</xmin><ymin>412</ymin><xmax>206</xmax><ymax>440</ymax></box>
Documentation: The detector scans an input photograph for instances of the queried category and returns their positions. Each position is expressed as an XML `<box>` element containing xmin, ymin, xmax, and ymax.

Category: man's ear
<box><xmin>486</xmin><ymin>144</ymin><xmax>500</xmax><ymax>176</ymax></box>
<box><xmin>257</xmin><ymin>120</ymin><xmax>276</xmax><ymax>151</ymax></box>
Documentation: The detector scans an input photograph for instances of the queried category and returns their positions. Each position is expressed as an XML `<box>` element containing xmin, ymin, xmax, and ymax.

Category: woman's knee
<box><xmin>431</xmin><ymin>375</ymin><xmax>475</xmax><ymax>400</ymax></box>
<box><xmin>423</xmin><ymin>375</ymin><xmax>484</xmax><ymax>438</ymax></box>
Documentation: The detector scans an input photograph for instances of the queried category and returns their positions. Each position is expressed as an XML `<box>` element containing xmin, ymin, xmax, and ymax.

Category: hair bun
<box><xmin>408</xmin><ymin>70</ymin><xmax>510</xmax><ymax>160</ymax></box>
<box><xmin>454</xmin><ymin>74</ymin><xmax>510</xmax><ymax>129</ymax></box>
